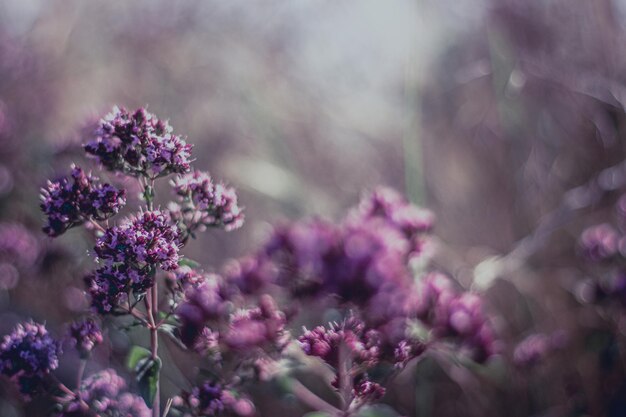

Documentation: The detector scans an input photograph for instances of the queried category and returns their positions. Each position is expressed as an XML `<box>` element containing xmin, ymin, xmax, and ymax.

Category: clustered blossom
<box><xmin>177</xmin><ymin>275</ymin><xmax>289</xmax><ymax>356</ymax></box>
<box><xmin>411</xmin><ymin>272</ymin><xmax>496</xmax><ymax>362</ymax></box>
<box><xmin>57</xmin><ymin>369</ymin><xmax>150</xmax><ymax>417</ymax></box>
<box><xmin>172</xmin><ymin>380</ymin><xmax>254</xmax><ymax>417</ymax></box>
<box><xmin>40</xmin><ymin>165</ymin><xmax>126</xmax><ymax>237</ymax></box>
<box><xmin>171</xmin><ymin>170</ymin><xmax>244</xmax><ymax>234</ymax></box>
<box><xmin>68</xmin><ymin>317</ymin><xmax>103</xmax><ymax>358</ymax></box>
<box><xmin>85</xmin><ymin>263</ymin><xmax>152</xmax><ymax>314</ymax></box>
<box><xmin>94</xmin><ymin>210</ymin><xmax>180</xmax><ymax>271</ymax></box>
<box><xmin>0</xmin><ymin>321</ymin><xmax>60</xmax><ymax>398</ymax></box>
<box><xmin>579</xmin><ymin>195</ymin><xmax>626</xmax><ymax>306</ymax></box>
<box><xmin>248</xmin><ymin>187</ymin><xmax>433</xmax><ymax>306</ymax></box>
<box><xmin>298</xmin><ymin>318</ymin><xmax>381</xmax><ymax>369</ymax></box>
<box><xmin>85</xmin><ymin>106</ymin><xmax>192</xmax><ymax>178</ymax></box>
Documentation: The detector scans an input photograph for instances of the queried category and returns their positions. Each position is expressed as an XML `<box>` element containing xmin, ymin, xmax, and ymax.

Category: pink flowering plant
<box><xmin>0</xmin><ymin>106</ymin><xmax>497</xmax><ymax>417</ymax></box>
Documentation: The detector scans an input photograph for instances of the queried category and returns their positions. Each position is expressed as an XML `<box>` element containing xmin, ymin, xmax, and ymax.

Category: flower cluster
<box><xmin>241</xmin><ymin>187</ymin><xmax>433</xmax><ymax>306</ymax></box>
<box><xmin>172</xmin><ymin>380</ymin><xmax>254</xmax><ymax>417</ymax></box>
<box><xmin>94</xmin><ymin>210</ymin><xmax>180</xmax><ymax>271</ymax></box>
<box><xmin>0</xmin><ymin>321</ymin><xmax>60</xmax><ymax>398</ymax></box>
<box><xmin>298</xmin><ymin>317</ymin><xmax>426</xmax><ymax>408</ymax></box>
<box><xmin>411</xmin><ymin>272</ymin><xmax>496</xmax><ymax>362</ymax></box>
<box><xmin>579</xmin><ymin>195</ymin><xmax>626</xmax><ymax>306</ymax></box>
<box><xmin>57</xmin><ymin>369</ymin><xmax>150</xmax><ymax>417</ymax></box>
<box><xmin>177</xmin><ymin>276</ymin><xmax>289</xmax><ymax>356</ymax></box>
<box><xmin>171</xmin><ymin>170</ymin><xmax>244</xmax><ymax>234</ymax></box>
<box><xmin>40</xmin><ymin>165</ymin><xmax>126</xmax><ymax>236</ymax></box>
<box><xmin>85</xmin><ymin>263</ymin><xmax>152</xmax><ymax>314</ymax></box>
<box><xmin>85</xmin><ymin>106</ymin><xmax>192</xmax><ymax>178</ymax></box>
<box><xmin>68</xmin><ymin>317</ymin><xmax>103</xmax><ymax>358</ymax></box>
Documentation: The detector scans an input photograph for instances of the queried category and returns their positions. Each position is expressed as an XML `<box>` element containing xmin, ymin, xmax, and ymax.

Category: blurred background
<box><xmin>1</xmin><ymin>0</ymin><xmax>626</xmax><ymax>416</ymax></box>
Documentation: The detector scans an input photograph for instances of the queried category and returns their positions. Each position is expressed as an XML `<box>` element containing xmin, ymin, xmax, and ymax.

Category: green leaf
<box><xmin>126</xmin><ymin>346</ymin><xmax>151</xmax><ymax>371</ymax></box>
<box><xmin>135</xmin><ymin>355</ymin><xmax>161</xmax><ymax>407</ymax></box>
<box><xmin>178</xmin><ymin>258</ymin><xmax>200</xmax><ymax>269</ymax></box>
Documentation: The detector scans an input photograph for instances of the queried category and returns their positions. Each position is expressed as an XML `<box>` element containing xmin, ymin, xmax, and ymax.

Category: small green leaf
<box><xmin>178</xmin><ymin>258</ymin><xmax>200</xmax><ymax>269</ymax></box>
<box><xmin>135</xmin><ymin>355</ymin><xmax>161</xmax><ymax>407</ymax></box>
<box><xmin>126</xmin><ymin>346</ymin><xmax>151</xmax><ymax>371</ymax></box>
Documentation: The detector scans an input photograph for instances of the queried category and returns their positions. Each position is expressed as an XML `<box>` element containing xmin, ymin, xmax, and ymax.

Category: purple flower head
<box><xmin>68</xmin><ymin>317</ymin><xmax>103</xmax><ymax>358</ymax></box>
<box><xmin>171</xmin><ymin>170</ymin><xmax>244</xmax><ymax>233</ymax></box>
<box><xmin>58</xmin><ymin>369</ymin><xmax>150</xmax><ymax>417</ymax></box>
<box><xmin>0</xmin><ymin>321</ymin><xmax>60</xmax><ymax>398</ymax></box>
<box><xmin>223</xmin><ymin>256</ymin><xmax>277</xmax><ymax>294</ymax></box>
<box><xmin>224</xmin><ymin>295</ymin><xmax>289</xmax><ymax>352</ymax></box>
<box><xmin>352</xmin><ymin>374</ymin><xmax>386</xmax><ymax>405</ymax></box>
<box><xmin>177</xmin><ymin>275</ymin><xmax>229</xmax><ymax>348</ymax></box>
<box><xmin>393</xmin><ymin>339</ymin><xmax>427</xmax><ymax>368</ymax></box>
<box><xmin>298</xmin><ymin>317</ymin><xmax>381</xmax><ymax>369</ymax></box>
<box><xmin>40</xmin><ymin>165</ymin><xmax>126</xmax><ymax>237</ymax></box>
<box><xmin>579</xmin><ymin>223</ymin><xmax>620</xmax><ymax>261</ymax></box>
<box><xmin>95</xmin><ymin>210</ymin><xmax>180</xmax><ymax>271</ymax></box>
<box><xmin>166</xmin><ymin>265</ymin><xmax>206</xmax><ymax>289</ymax></box>
<box><xmin>85</xmin><ymin>106</ymin><xmax>192</xmax><ymax>178</ymax></box>
<box><xmin>84</xmin><ymin>263</ymin><xmax>152</xmax><ymax>314</ymax></box>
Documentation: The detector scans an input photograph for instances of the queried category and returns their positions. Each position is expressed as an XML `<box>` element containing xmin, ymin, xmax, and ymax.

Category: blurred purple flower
<box><xmin>68</xmin><ymin>317</ymin><xmax>103</xmax><ymax>359</ymax></box>
<box><xmin>579</xmin><ymin>223</ymin><xmax>620</xmax><ymax>261</ymax></box>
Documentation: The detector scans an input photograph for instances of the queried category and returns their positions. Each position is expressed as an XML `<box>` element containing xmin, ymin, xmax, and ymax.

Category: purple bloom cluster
<box><xmin>85</xmin><ymin>106</ymin><xmax>192</xmax><ymax>178</ymax></box>
<box><xmin>57</xmin><ymin>369</ymin><xmax>150</xmax><ymax>417</ymax></box>
<box><xmin>177</xmin><ymin>272</ymin><xmax>289</xmax><ymax>355</ymax></box>
<box><xmin>298</xmin><ymin>318</ymin><xmax>381</xmax><ymax>369</ymax></box>
<box><xmin>251</xmin><ymin>187</ymin><xmax>433</xmax><ymax>306</ymax></box>
<box><xmin>578</xmin><ymin>195</ymin><xmax>626</xmax><ymax>306</ymax></box>
<box><xmin>412</xmin><ymin>273</ymin><xmax>496</xmax><ymax>362</ymax></box>
<box><xmin>94</xmin><ymin>210</ymin><xmax>180</xmax><ymax>271</ymax></box>
<box><xmin>68</xmin><ymin>317</ymin><xmax>103</xmax><ymax>358</ymax></box>
<box><xmin>171</xmin><ymin>170</ymin><xmax>244</xmax><ymax>233</ymax></box>
<box><xmin>40</xmin><ymin>165</ymin><xmax>126</xmax><ymax>237</ymax></box>
<box><xmin>0</xmin><ymin>321</ymin><xmax>60</xmax><ymax>398</ymax></box>
<box><xmin>85</xmin><ymin>263</ymin><xmax>152</xmax><ymax>314</ymax></box>
<box><xmin>172</xmin><ymin>380</ymin><xmax>254</xmax><ymax>417</ymax></box>
<box><xmin>352</xmin><ymin>374</ymin><xmax>385</xmax><ymax>405</ymax></box>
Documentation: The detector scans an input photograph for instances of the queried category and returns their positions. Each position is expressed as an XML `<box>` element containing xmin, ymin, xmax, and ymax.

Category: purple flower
<box><xmin>84</xmin><ymin>263</ymin><xmax>152</xmax><ymax>314</ymax></box>
<box><xmin>177</xmin><ymin>275</ymin><xmax>229</xmax><ymax>348</ymax></box>
<box><xmin>223</xmin><ymin>256</ymin><xmax>277</xmax><ymax>294</ymax></box>
<box><xmin>68</xmin><ymin>317</ymin><xmax>103</xmax><ymax>358</ymax></box>
<box><xmin>172</xmin><ymin>381</ymin><xmax>255</xmax><ymax>417</ymax></box>
<box><xmin>85</xmin><ymin>106</ymin><xmax>192</xmax><ymax>178</ymax></box>
<box><xmin>58</xmin><ymin>369</ymin><xmax>150</xmax><ymax>417</ymax></box>
<box><xmin>40</xmin><ymin>165</ymin><xmax>126</xmax><ymax>237</ymax></box>
<box><xmin>224</xmin><ymin>295</ymin><xmax>289</xmax><ymax>352</ymax></box>
<box><xmin>298</xmin><ymin>317</ymin><xmax>380</xmax><ymax>369</ymax></box>
<box><xmin>95</xmin><ymin>210</ymin><xmax>180</xmax><ymax>271</ymax></box>
<box><xmin>171</xmin><ymin>170</ymin><xmax>244</xmax><ymax>233</ymax></box>
<box><xmin>0</xmin><ymin>321</ymin><xmax>60</xmax><ymax>398</ymax></box>
<box><xmin>352</xmin><ymin>374</ymin><xmax>385</xmax><ymax>404</ymax></box>
<box><xmin>579</xmin><ymin>223</ymin><xmax>620</xmax><ymax>261</ymax></box>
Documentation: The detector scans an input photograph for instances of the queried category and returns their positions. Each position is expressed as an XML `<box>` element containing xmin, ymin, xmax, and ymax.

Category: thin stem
<box><xmin>87</xmin><ymin>218</ymin><xmax>106</xmax><ymax>233</ymax></box>
<box><xmin>76</xmin><ymin>359</ymin><xmax>87</xmax><ymax>390</ymax></box>
<box><xmin>289</xmin><ymin>378</ymin><xmax>342</xmax><ymax>416</ymax></box>
<box><xmin>338</xmin><ymin>344</ymin><xmax>353</xmax><ymax>412</ymax></box>
<box><xmin>146</xmin><ymin>283</ymin><xmax>160</xmax><ymax>417</ymax></box>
